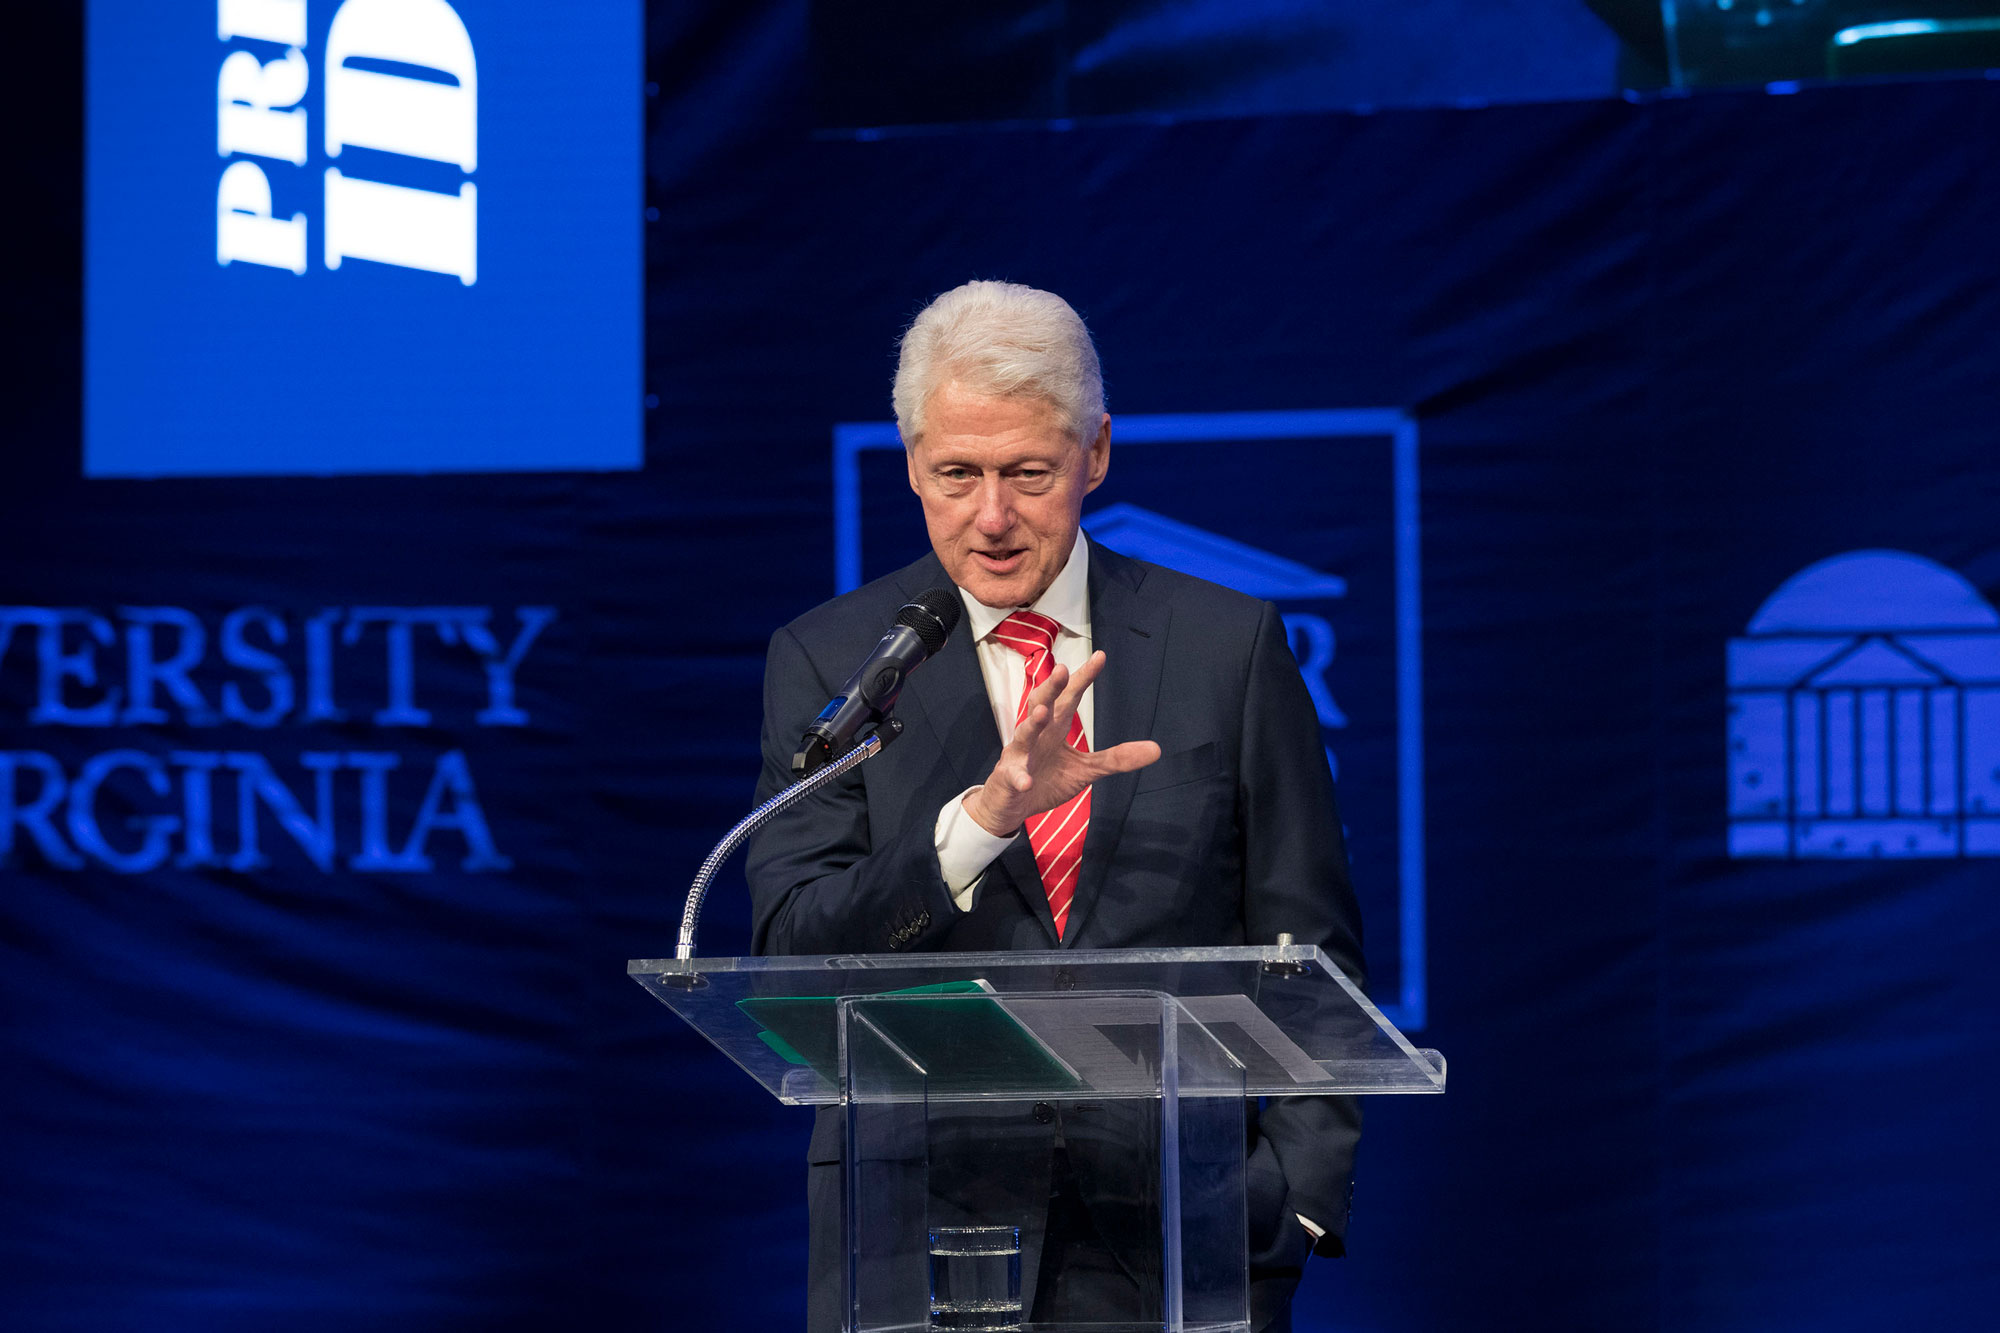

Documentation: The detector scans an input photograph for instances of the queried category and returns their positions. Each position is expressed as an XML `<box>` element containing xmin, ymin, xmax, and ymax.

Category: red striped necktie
<box><xmin>990</xmin><ymin>609</ymin><xmax>1089</xmax><ymax>939</ymax></box>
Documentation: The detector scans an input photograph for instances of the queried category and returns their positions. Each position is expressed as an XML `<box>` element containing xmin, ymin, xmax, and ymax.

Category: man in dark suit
<box><xmin>747</xmin><ymin>281</ymin><xmax>1363</xmax><ymax>1332</ymax></box>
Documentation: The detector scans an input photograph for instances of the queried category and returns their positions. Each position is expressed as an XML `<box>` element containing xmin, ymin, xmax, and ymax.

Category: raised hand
<box><xmin>962</xmin><ymin>650</ymin><xmax>1161</xmax><ymax>837</ymax></box>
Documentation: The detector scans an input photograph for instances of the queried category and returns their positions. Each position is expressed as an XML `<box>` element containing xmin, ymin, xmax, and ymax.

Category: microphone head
<box><xmin>896</xmin><ymin>587</ymin><xmax>961</xmax><ymax>656</ymax></box>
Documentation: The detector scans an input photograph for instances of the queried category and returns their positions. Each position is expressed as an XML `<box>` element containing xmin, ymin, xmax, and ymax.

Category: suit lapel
<box><xmin>893</xmin><ymin>558</ymin><xmax>1060</xmax><ymax>943</ymax></box>
<box><xmin>1067</xmin><ymin>541</ymin><xmax>1169</xmax><ymax>947</ymax></box>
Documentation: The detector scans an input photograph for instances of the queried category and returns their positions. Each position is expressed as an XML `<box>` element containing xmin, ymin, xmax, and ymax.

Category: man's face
<box><xmin>906</xmin><ymin>381</ymin><xmax>1110</xmax><ymax>609</ymax></box>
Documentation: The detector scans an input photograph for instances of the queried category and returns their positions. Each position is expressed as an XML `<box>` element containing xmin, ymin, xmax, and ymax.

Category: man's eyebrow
<box><xmin>928</xmin><ymin>447</ymin><xmax>1066</xmax><ymax>470</ymax></box>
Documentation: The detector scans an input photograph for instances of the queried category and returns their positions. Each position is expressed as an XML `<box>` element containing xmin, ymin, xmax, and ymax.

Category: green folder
<box><xmin>738</xmin><ymin>980</ymin><xmax>1084</xmax><ymax>1095</ymax></box>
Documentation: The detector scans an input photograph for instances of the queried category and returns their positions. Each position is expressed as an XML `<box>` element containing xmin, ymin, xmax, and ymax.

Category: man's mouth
<box><xmin>971</xmin><ymin>548</ymin><xmax>1027</xmax><ymax>573</ymax></box>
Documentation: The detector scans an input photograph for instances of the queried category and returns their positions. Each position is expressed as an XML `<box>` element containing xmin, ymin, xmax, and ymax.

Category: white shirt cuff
<box><xmin>934</xmin><ymin>788</ymin><xmax>1019</xmax><ymax>911</ymax></box>
<box><xmin>1296</xmin><ymin>1213</ymin><xmax>1325</xmax><ymax>1240</ymax></box>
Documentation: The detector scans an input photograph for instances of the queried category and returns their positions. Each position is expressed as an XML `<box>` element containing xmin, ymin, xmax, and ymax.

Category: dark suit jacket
<box><xmin>746</xmin><ymin>539</ymin><xmax>1366</xmax><ymax>1325</ymax></box>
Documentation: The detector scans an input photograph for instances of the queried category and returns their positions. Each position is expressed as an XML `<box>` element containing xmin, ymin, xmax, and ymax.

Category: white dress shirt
<box><xmin>933</xmin><ymin>531</ymin><xmax>1094</xmax><ymax>910</ymax></box>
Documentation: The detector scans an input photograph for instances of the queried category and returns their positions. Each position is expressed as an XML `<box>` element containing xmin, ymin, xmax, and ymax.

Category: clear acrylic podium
<box><xmin>630</xmin><ymin>945</ymin><xmax>1445</xmax><ymax>1333</ymax></box>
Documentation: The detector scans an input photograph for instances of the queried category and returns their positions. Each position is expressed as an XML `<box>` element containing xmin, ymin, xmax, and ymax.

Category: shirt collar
<box><xmin>960</xmin><ymin>530</ymin><xmax>1091</xmax><ymax>642</ymax></box>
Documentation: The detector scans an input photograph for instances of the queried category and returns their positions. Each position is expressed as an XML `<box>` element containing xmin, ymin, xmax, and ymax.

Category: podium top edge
<box><xmin>626</xmin><ymin>944</ymin><xmax>1331</xmax><ymax>976</ymax></box>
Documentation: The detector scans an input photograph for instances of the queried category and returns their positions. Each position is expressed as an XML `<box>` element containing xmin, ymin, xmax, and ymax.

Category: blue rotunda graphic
<box><xmin>1728</xmin><ymin>550</ymin><xmax>2000</xmax><ymax>858</ymax></box>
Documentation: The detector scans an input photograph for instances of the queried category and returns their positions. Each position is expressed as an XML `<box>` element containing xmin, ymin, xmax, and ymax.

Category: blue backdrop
<box><xmin>5</xmin><ymin>3</ymin><xmax>1999</xmax><ymax>1330</ymax></box>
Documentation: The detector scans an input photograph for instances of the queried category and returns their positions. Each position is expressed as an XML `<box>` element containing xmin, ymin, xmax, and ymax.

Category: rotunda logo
<box><xmin>1727</xmin><ymin>550</ymin><xmax>2000</xmax><ymax>858</ymax></box>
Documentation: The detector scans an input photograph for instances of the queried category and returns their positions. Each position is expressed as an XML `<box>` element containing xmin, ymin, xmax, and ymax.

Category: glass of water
<box><xmin>928</xmin><ymin>1224</ymin><xmax>1022</xmax><ymax>1331</ymax></box>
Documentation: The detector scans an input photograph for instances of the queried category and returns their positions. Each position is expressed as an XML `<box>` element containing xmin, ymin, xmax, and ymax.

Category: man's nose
<box><xmin>973</xmin><ymin>478</ymin><xmax>1014</xmax><ymax>534</ymax></box>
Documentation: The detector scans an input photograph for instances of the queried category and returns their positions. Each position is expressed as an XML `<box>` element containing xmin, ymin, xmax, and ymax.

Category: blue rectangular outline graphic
<box><xmin>832</xmin><ymin>409</ymin><xmax>1427</xmax><ymax>1029</ymax></box>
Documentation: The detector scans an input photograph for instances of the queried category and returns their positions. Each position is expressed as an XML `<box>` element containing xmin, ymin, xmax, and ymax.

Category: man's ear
<box><xmin>1083</xmin><ymin>414</ymin><xmax>1111</xmax><ymax>494</ymax></box>
<box><xmin>905</xmin><ymin>441</ymin><xmax>920</xmax><ymax>494</ymax></box>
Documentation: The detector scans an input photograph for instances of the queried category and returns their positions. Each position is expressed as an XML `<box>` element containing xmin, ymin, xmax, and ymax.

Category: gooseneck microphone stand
<box><xmin>671</xmin><ymin>718</ymin><xmax>903</xmax><ymax>968</ymax></box>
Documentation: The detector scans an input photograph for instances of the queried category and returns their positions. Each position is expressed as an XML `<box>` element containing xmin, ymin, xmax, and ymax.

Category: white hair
<box><xmin>892</xmin><ymin>280</ymin><xmax>1105</xmax><ymax>447</ymax></box>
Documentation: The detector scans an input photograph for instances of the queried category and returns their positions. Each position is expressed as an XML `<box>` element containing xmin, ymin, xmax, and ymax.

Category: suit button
<box><xmin>1031</xmin><ymin>1102</ymin><xmax>1055</xmax><ymax>1124</ymax></box>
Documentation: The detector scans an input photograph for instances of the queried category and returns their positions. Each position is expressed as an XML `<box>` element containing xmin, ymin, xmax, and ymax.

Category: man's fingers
<box><xmin>1091</xmin><ymin>739</ymin><xmax>1161</xmax><ymax>774</ymax></box>
<box><xmin>1008</xmin><ymin>702</ymin><xmax>1051</xmax><ymax>753</ymax></box>
<box><xmin>1026</xmin><ymin>662</ymin><xmax>1070</xmax><ymax>710</ymax></box>
<box><xmin>1051</xmin><ymin>650</ymin><xmax>1104</xmax><ymax>717</ymax></box>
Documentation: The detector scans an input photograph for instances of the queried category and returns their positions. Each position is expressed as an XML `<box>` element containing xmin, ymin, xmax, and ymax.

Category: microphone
<box><xmin>792</xmin><ymin>588</ymin><xmax>961</xmax><ymax>776</ymax></box>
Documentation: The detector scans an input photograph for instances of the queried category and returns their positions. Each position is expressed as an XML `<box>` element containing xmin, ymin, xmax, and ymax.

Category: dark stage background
<box><xmin>5</xmin><ymin>3</ymin><xmax>1999</xmax><ymax>1330</ymax></box>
